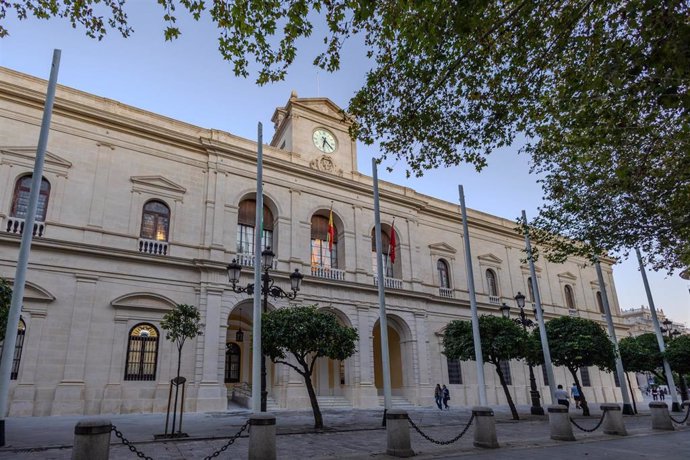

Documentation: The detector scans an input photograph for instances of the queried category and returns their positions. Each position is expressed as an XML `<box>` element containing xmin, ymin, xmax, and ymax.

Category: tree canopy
<box><xmin>443</xmin><ymin>315</ymin><xmax>530</xmax><ymax>419</ymax></box>
<box><xmin>3</xmin><ymin>1</ymin><xmax>688</xmax><ymax>270</ymax></box>
<box><xmin>263</xmin><ymin>305</ymin><xmax>358</xmax><ymax>429</ymax></box>
<box><xmin>665</xmin><ymin>334</ymin><xmax>690</xmax><ymax>377</ymax></box>
<box><xmin>618</xmin><ymin>332</ymin><xmax>665</xmax><ymax>380</ymax></box>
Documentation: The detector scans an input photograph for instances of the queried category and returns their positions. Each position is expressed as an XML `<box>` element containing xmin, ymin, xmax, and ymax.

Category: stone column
<box><xmin>649</xmin><ymin>402</ymin><xmax>674</xmax><ymax>431</ymax></box>
<box><xmin>72</xmin><ymin>418</ymin><xmax>111</xmax><ymax>460</ymax></box>
<box><xmin>248</xmin><ymin>413</ymin><xmax>276</xmax><ymax>460</ymax></box>
<box><xmin>386</xmin><ymin>410</ymin><xmax>414</xmax><ymax>457</ymax></box>
<box><xmin>196</xmin><ymin>288</ymin><xmax>224</xmax><ymax>412</ymax></box>
<box><xmin>600</xmin><ymin>403</ymin><xmax>627</xmax><ymax>435</ymax></box>
<box><xmin>10</xmin><ymin>312</ymin><xmax>45</xmax><ymax>416</ymax></box>
<box><xmin>547</xmin><ymin>405</ymin><xmax>575</xmax><ymax>441</ymax></box>
<box><xmin>472</xmin><ymin>407</ymin><xmax>499</xmax><ymax>448</ymax></box>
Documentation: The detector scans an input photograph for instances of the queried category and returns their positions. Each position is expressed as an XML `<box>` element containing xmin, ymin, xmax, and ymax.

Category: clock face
<box><xmin>312</xmin><ymin>129</ymin><xmax>337</xmax><ymax>153</ymax></box>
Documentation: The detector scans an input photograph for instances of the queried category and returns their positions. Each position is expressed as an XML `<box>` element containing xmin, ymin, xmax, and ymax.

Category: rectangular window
<box><xmin>237</xmin><ymin>225</ymin><xmax>272</xmax><ymax>254</ymax></box>
<box><xmin>499</xmin><ymin>360</ymin><xmax>512</xmax><ymax>385</ymax></box>
<box><xmin>371</xmin><ymin>252</ymin><xmax>394</xmax><ymax>278</ymax></box>
<box><xmin>10</xmin><ymin>328</ymin><xmax>25</xmax><ymax>380</ymax></box>
<box><xmin>541</xmin><ymin>366</ymin><xmax>549</xmax><ymax>386</ymax></box>
<box><xmin>311</xmin><ymin>239</ymin><xmax>337</xmax><ymax>268</ymax></box>
<box><xmin>580</xmin><ymin>367</ymin><xmax>591</xmax><ymax>387</ymax></box>
<box><xmin>447</xmin><ymin>358</ymin><xmax>462</xmax><ymax>384</ymax></box>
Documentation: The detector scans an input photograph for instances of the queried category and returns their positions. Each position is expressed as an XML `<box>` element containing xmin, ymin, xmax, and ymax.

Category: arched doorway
<box><xmin>373</xmin><ymin>318</ymin><xmax>407</xmax><ymax>395</ymax></box>
<box><xmin>312</xmin><ymin>307</ymin><xmax>352</xmax><ymax>397</ymax></box>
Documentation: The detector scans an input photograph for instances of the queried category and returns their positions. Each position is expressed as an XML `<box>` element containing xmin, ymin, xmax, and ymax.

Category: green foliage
<box><xmin>4</xmin><ymin>1</ymin><xmax>688</xmax><ymax>269</ymax></box>
<box><xmin>0</xmin><ymin>278</ymin><xmax>12</xmax><ymax>342</ymax></box>
<box><xmin>666</xmin><ymin>334</ymin><xmax>690</xmax><ymax>376</ymax></box>
<box><xmin>160</xmin><ymin>303</ymin><xmax>204</xmax><ymax>352</ymax></box>
<box><xmin>262</xmin><ymin>305</ymin><xmax>358</xmax><ymax>372</ymax></box>
<box><xmin>540</xmin><ymin>317</ymin><xmax>616</xmax><ymax>373</ymax></box>
<box><xmin>443</xmin><ymin>315</ymin><xmax>530</xmax><ymax>365</ymax></box>
<box><xmin>618</xmin><ymin>332</ymin><xmax>664</xmax><ymax>375</ymax></box>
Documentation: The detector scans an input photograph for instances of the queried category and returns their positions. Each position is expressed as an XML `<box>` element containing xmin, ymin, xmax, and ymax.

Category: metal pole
<box><xmin>520</xmin><ymin>307</ymin><xmax>544</xmax><ymax>415</ymax></box>
<box><xmin>458</xmin><ymin>185</ymin><xmax>487</xmax><ymax>406</ymax></box>
<box><xmin>635</xmin><ymin>248</ymin><xmax>680</xmax><ymax>411</ymax></box>
<box><xmin>260</xmin><ymin>270</ymin><xmax>269</xmax><ymax>412</ymax></box>
<box><xmin>0</xmin><ymin>49</ymin><xmax>61</xmax><ymax>446</ymax></box>
<box><xmin>522</xmin><ymin>210</ymin><xmax>557</xmax><ymax>404</ymax></box>
<box><xmin>372</xmin><ymin>158</ymin><xmax>392</xmax><ymax>411</ymax></box>
<box><xmin>251</xmin><ymin>123</ymin><xmax>263</xmax><ymax>412</ymax></box>
<box><xmin>595</xmin><ymin>258</ymin><xmax>634</xmax><ymax>415</ymax></box>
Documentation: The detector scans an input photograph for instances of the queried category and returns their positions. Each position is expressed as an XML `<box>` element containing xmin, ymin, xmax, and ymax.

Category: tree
<box><xmin>262</xmin><ymin>305</ymin><xmax>358</xmax><ymax>429</ymax></box>
<box><xmin>0</xmin><ymin>278</ymin><xmax>11</xmax><ymax>342</ymax></box>
<box><xmin>160</xmin><ymin>303</ymin><xmax>204</xmax><ymax>435</ymax></box>
<box><xmin>619</xmin><ymin>333</ymin><xmax>665</xmax><ymax>382</ymax></box>
<box><xmin>443</xmin><ymin>315</ymin><xmax>530</xmax><ymax>420</ymax></box>
<box><xmin>3</xmin><ymin>1</ymin><xmax>688</xmax><ymax>270</ymax></box>
<box><xmin>665</xmin><ymin>334</ymin><xmax>690</xmax><ymax>401</ymax></box>
<box><xmin>535</xmin><ymin>317</ymin><xmax>616</xmax><ymax>416</ymax></box>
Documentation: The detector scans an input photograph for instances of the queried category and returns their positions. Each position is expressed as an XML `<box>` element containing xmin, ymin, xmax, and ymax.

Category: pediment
<box><xmin>428</xmin><ymin>242</ymin><xmax>457</xmax><ymax>254</ymax></box>
<box><xmin>130</xmin><ymin>175</ymin><xmax>186</xmax><ymax>200</ymax></box>
<box><xmin>1</xmin><ymin>146</ymin><xmax>72</xmax><ymax>175</ymax></box>
<box><xmin>557</xmin><ymin>271</ymin><xmax>578</xmax><ymax>281</ymax></box>
<box><xmin>478</xmin><ymin>253</ymin><xmax>503</xmax><ymax>265</ymax></box>
<box><xmin>520</xmin><ymin>264</ymin><xmax>542</xmax><ymax>273</ymax></box>
<box><xmin>294</xmin><ymin>97</ymin><xmax>349</xmax><ymax>121</ymax></box>
<box><xmin>5</xmin><ymin>279</ymin><xmax>56</xmax><ymax>302</ymax></box>
<box><xmin>111</xmin><ymin>292</ymin><xmax>177</xmax><ymax>312</ymax></box>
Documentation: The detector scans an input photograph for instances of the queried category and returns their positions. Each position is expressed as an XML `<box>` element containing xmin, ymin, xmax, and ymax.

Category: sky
<box><xmin>0</xmin><ymin>3</ymin><xmax>688</xmax><ymax>325</ymax></box>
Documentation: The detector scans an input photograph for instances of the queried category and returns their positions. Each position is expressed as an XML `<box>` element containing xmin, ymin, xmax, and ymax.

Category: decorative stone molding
<box><xmin>111</xmin><ymin>292</ymin><xmax>177</xmax><ymax>312</ymax></box>
<box><xmin>428</xmin><ymin>242</ymin><xmax>457</xmax><ymax>255</ymax></box>
<box><xmin>0</xmin><ymin>146</ymin><xmax>72</xmax><ymax>177</ymax></box>
<box><xmin>130</xmin><ymin>175</ymin><xmax>186</xmax><ymax>201</ymax></box>
<box><xmin>309</xmin><ymin>155</ymin><xmax>343</xmax><ymax>176</ymax></box>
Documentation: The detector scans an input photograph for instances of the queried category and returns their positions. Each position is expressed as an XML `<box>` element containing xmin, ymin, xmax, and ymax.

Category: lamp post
<box><xmin>227</xmin><ymin>247</ymin><xmax>303</xmax><ymax>412</ymax></box>
<box><xmin>503</xmin><ymin>292</ymin><xmax>544</xmax><ymax>415</ymax></box>
<box><xmin>660</xmin><ymin>318</ymin><xmax>681</xmax><ymax>340</ymax></box>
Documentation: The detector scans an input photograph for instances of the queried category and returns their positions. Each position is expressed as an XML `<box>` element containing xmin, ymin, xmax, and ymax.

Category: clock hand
<box><xmin>324</xmin><ymin>140</ymin><xmax>333</xmax><ymax>149</ymax></box>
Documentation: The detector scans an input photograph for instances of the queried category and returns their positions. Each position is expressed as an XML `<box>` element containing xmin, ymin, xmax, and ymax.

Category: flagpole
<box><xmin>0</xmin><ymin>49</ymin><xmax>61</xmax><ymax>446</ymax></box>
<box><xmin>458</xmin><ymin>185</ymin><xmax>487</xmax><ymax>406</ymax></box>
<box><xmin>251</xmin><ymin>123</ymin><xmax>263</xmax><ymax>412</ymax></box>
<box><xmin>372</xmin><ymin>158</ymin><xmax>392</xmax><ymax>411</ymax></box>
<box><xmin>522</xmin><ymin>210</ymin><xmax>557</xmax><ymax>404</ymax></box>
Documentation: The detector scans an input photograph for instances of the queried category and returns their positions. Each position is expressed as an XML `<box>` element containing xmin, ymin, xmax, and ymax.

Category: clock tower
<box><xmin>269</xmin><ymin>91</ymin><xmax>357</xmax><ymax>177</ymax></box>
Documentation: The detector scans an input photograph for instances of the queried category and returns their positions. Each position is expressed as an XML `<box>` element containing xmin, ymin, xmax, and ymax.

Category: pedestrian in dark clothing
<box><xmin>555</xmin><ymin>384</ymin><xmax>570</xmax><ymax>407</ymax></box>
<box><xmin>442</xmin><ymin>385</ymin><xmax>450</xmax><ymax>410</ymax></box>
<box><xmin>434</xmin><ymin>384</ymin><xmax>443</xmax><ymax>409</ymax></box>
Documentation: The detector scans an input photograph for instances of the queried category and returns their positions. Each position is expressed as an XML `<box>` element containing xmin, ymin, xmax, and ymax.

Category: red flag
<box><xmin>389</xmin><ymin>221</ymin><xmax>397</xmax><ymax>264</ymax></box>
<box><xmin>327</xmin><ymin>208</ymin><xmax>335</xmax><ymax>252</ymax></box>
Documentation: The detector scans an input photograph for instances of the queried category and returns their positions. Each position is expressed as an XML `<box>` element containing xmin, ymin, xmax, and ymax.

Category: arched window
<box><xmin>11</xmin><ymin>175</ymin><xmax>50</xmax><ymax>221</ymax></box>
<box><xmin>236</xmin><ymin>199</ymin><xmax>273</xmax><ymax>255</ymax></box>
<box><xmin>527</xmin><ymin>277</ymin><xmax>535</xmax><ymax>302</ymax></box>
<box><xmin>486</xmin><ymin>269</ymin><xmax>498</xmax><ymax>296</ymax></box>
<box><xmin>124</xmin><ymin>323</ymin><xmax>159</xmax><ymax>381</ymax></box>
<box><xmin>311</xmin><ymin>214</ymin><xmax>337</xmax><ymax>268</ymax></box>
<box><xmin>596</xmin><ymin>291</ymin><xmax>605</xmax><ymax>313</ymax></box>
<box><xmin>225</xmin><ymin>343</ymin><xmax>241</xmax><ymax>383</ymax></box>
<box><xmin>10</xmin><ymin>318</ymin><xmax>26</xmax><ymax>380</ymax></box>
<box><xmin>564</xmin><ymin>285</ymin><xmax>575</xmax><ymax>309</ymax></box>
<box><xmin>371</xmin><ymin>228</ymin><xmax>394</xmax><ymax>278</ymax></box>
<box><xmin>140</xmin><ymin>200</ymin><xmax>170</xmax><ymax>241</ymax></box>
<box><xmin>437</xmin><ymin>260</ymin><xmax>450</xmax><ymax>288</ymax></box>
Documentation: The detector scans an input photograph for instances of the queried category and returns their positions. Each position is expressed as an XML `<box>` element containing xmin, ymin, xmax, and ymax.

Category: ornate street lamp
<box><xmin>227</xmin><ymin>247</ymin><xmax>303</xmax><ymax>411</ymax></box>
<box><xmin>660</xmin><ymin>318</ymin><xmax>681</xmax><ymax>339</ymax></box>
<box><xmin>511</xmin><ymin>291</ymin><xmax>544</xmax><ymax>415</ymax></box>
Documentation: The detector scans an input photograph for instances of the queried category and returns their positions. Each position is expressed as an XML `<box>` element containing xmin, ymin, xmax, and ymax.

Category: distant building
<box><xmin>0</xmin><ymin>67</ymin><xmax>636</xmax><ymax>416</ymax></box>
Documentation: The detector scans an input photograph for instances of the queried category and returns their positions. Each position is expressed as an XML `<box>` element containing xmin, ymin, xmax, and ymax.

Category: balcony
<box><xmin>236</xmin><ymin>252</ymin><xmax>277</xmax><ymax>269</ymax></box>
<box><xmin>138</xmin><ymin>238</ymin><xmax>168</xmax><ymax>255</ymax></box>
<box><xmin>4</xmin><ymin>217</ymin><xmax>46</xmax><ymax>237</ymax></box>
<box><xmin>439</xmin><ymin>287</ymin><xmax>454</xmax><ymax>298</ymax></box>
<box><xmin>488</xmin><ymin>295</ymin><xmax>501</xmax><ymax>305</ymax></box>
<box><xmin>311</xmin><ymin>265</ymin><xmax>345</xmax><ymax>281</ymax></box>
<box><xmin>373</xmin><ymin>275</ymin><xmax>403</xmax><ymax>290</ymax></box>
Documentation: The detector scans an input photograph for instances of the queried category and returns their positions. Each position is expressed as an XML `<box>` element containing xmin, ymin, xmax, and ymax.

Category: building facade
<box><xmin>0</xmin><ymin>67</ymin><xmax>637</xmax><ymax>416</ymax></box>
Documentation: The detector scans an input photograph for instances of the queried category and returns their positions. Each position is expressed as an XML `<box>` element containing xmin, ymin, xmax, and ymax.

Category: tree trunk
<box><xmin>494</xmin><ymin>363</ymin><xmax>519</xmax><ymax>420</ymax></box>
<box><xmin>678</xmin><ymin>375</ymin><xmax>688</xmax><ymax>402</ymax></box>
<box><xmin>303</xmin><ymin>367</ymin><xmax>324</xmax><ymax>429</ymax></box>
<box><xmin>569</xmin><ymin>369</ymin><xmax>589</xmax><ymax>416</ymax></box>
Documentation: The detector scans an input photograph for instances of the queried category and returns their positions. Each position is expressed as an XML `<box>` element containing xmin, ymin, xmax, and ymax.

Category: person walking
<box><xmin>571</xmin><ymin>383</ymin><xmax>581</xmax><ymax>409</ymax></box>
<box><xmin>652</xmin><ymin>386</ymin><xmax>659</xmax><ymax>401</ymax></box>
<box><xmin>555</xmin><ymin>384</ymin><xmax>570</xmax><ymax>407</ymax></box>
<box><xmin>434</xmin><ymin>384</ymin><xmax>443</xmax><ymax>410</ymax></box>
<box><xmin>442</xmin><ymin>385</ymin><xmax>450</xmax><ymax>410</ymax></box>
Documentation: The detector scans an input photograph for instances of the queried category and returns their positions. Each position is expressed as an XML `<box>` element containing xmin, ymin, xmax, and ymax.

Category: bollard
<box><xmin>248</xmin><ymin>413</ymin><xmax>276</xmax><ymax>460</ymax></box>
<box><xmin>386</xmin><ymin>409</ymin><xmax>414</xmax><ymax>457</ymax></box>
<box><xmin>72</xmin><ymin>418</ymin><xmax>112</xmax><ymax>460</ymax></box>
<box><xmin>472</xmin><ymin>406</ymin><xmax>499</xmax><ymax>448</ymax></box>
<box><xmin>547</xmin><ymin>405</ymin><xmax>575</xmax><ymax>441</ymax></box>
<box><xmin>649</xmin><ymin>402</ymin><xmax>674</xmax><ymax>431</ymax></box>
<box><xmin>600</xmin><ymin>404</ymin><xmax>627</xmax><ymax>436</ymax></box>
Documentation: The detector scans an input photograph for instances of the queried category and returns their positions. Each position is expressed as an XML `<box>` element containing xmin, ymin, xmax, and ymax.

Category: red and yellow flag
<box><xmin>389</xmin><ymin>220</ymin><xmax>397</xmax><ymax>264</ymax></box>
<box><xmin>327</xmin><ymin>207</ymin><xmax>335</xmax><ymax>252</ymax></box>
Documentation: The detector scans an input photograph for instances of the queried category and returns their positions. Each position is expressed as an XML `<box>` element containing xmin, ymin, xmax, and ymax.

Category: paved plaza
<box><xmin>0</xmin><ymin>402</ymin><xmax>687</xmax><ymax>459</ymax></box>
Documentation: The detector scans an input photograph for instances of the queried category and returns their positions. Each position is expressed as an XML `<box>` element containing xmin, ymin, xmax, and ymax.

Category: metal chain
<box><xmin>407</xmin><ymin>413</ymin><xmax>475</xmax><ymax>445</ymax></box>
<box><xmin>669</xmin><ymin>405</ymin><xmax>690</xmax><ymax>425</ymax></box>
<box><xmin>111</xmin><ymin>425</ymin><xmax>154</xmax><ymax>460</ymax></box>
<box><xmin>569</xmin><ymin>411</ymin><xmax>606</xmax><ymax>432</ymax></box>
<box><xmin>202</xmin><ymin>419</ymin><xmax>251</xmax><ymax>460</ymax></box>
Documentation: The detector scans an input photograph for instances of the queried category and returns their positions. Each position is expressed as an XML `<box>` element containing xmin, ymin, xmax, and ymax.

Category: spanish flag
<box><xmin>389</xmin><ymin>220</ymin><xmax>397</xmax><ymax>264</ymax></box>
<box><xmin>327</xmin><ymin>207</ymin><xmax>335</xmax><ymax>252</ymax></box>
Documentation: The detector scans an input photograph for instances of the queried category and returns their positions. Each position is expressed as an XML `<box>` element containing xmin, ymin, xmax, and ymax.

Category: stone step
<box><xmin>316</xmin><ymin>396</ymin><xmax>352</xmax><ymax>408</ymax></box>
<box><xmin>378</xmin><ymin>396</ymin><xmax>416</xmax><ymax>408</ymax></box>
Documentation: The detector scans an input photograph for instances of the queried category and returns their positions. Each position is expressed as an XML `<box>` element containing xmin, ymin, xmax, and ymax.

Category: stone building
<box><xmin>0</xmin><ymin>67</ymin><xmax>636</xmax><ymax>416</ymax></box>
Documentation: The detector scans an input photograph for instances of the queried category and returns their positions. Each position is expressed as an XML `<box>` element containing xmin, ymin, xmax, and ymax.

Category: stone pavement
<box><xmin>0</xmin><ymin>403</ymin><xmax>688</xmax><ymax>459</ymax></box>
